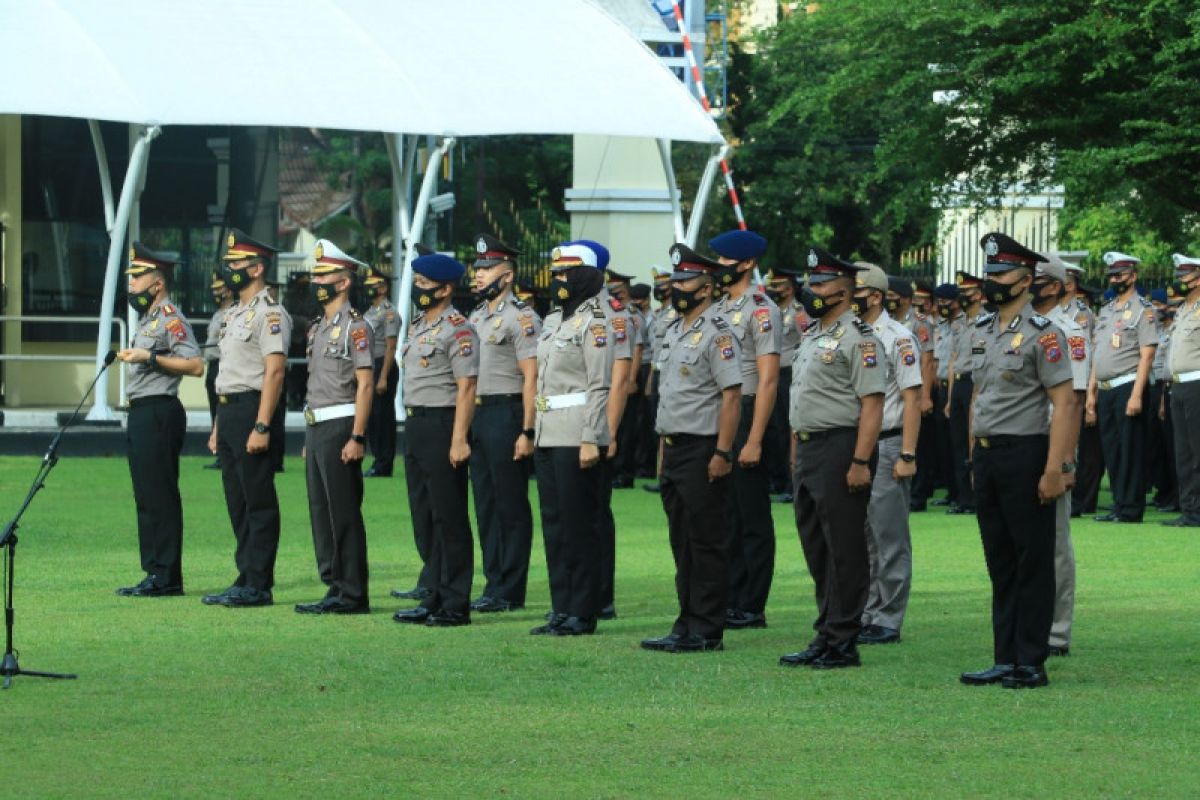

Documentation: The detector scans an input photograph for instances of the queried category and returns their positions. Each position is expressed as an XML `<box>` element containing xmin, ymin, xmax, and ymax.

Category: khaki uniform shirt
<box><xmin>128</xmin><ymin>299</ymin><xmax>200</xmax><ymax>399</ymax></box>
<box><xmin>870</xmin><ymin>310</ymin><xmax>923</xmax><ymax>431</ymax></box>
<box><xmin>468</xmin><ymin>296</ymin><xmax>541</xmax><ymax>397</ymax></box>
<box><xmin>204</xmin><ymin>306</ymin><xmax>226</xmax><ymax>363</ymax></box>
<box><xmin>971</xmin><ymin>303</ymin><xmax>1073</xmax><ymax>436</ymax></box>
<box><xmin>650</xmin><ymin>306</ymin><xmax>678</xmax><ymax>368</ymax></box>
<box><xmin>656</xmin><ymin>312</ymin><xmax>742</xmax><ymax>436</ymax></box>
<box><xmin>1072</xmin><ymin>297</ymin><xmax>1096</xmax><ymax>336</ymax></box>
<box><xmin>934</xmin><ymin>316</ymin><xmax>959</xmax><ymax>380</ymax></box>
<box><xmin>535</xmin><ymin>296</ymin><xmax>611</xmax><ymax>447</ymax></box>
<box><xmin>1167</xmin><ymin>298</ymin><xmax>1200</xmax><ymax>375</ymax></box>
<box><xmin>1047</xmin><ymin>302</ymin><xmax>1092</xmax><ymax>392</ymax></box>
<box><xmin>904</xmin><ymin>310</ymin><xmax>936</xmax><ymax>355</ymax></box>
<box><xmin>712</xmin><ymin>287</ymin><xmax>781</xmax><ymax>395</ymax></box>
<box><xmin>1093</xmin><ymin>293</ymin><xmax>1158</xmax><ymax>381</ymax></box>
<box><xmin>216</xmin><ymin>289</ymin><xmax>291</xmax><ymax>394</ymax></box>
<box><xmin>596</xmin><ymin>289</ymin><xmax>636</xmax><ymax>362</ymax></box>
<box><xmin>402</xmin><ymin>307</ymin><xmax>480</xmax><ymax>408</ymax></box>
<box><xmin>778</xmin><ymin>298</ymin><xmax>808</xmax><ymax>368</ymax></box>
<box><xmin>951</xmin><ymin>309</ymin><xmax>984</xmax><ymax>375</ymax></box>
<box><xmin>363</xmin><ymin>299</ymin><xmax>401</xmax><ymax>360</ymax></box>
<box><xmin>790</xmin><ymin>309</ymin><xmax>886</xmax><ymax>432</ymax></box>
<box><xmin>632</xmin><ymin>307</ymin><xmax>651</xmax><ymax>348</ymax></box>
<box><xmin>305</xmin><ymin>308</ymin><xmax>374</xmax><ymax>409</ymax></box>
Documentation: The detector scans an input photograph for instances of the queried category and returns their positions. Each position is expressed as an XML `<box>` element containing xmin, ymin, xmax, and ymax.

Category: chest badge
<box><xmin>245</xmin><ymin>310</ymin><xmax>255</xmax><ymax>323</ymax></box>
<box><xmin>732</xmin><ymin>311</ymin><xmax>743</xmax><ymax>326</ymax></box>
<box><xmin>680</xmin><ymin>366</ymin><xmax>690</xmax><ymax>376</ymax></box>
<box><xmin>1010</xmin><ymin>332</ymin><xmax>1023</xmax><ymax>348</ymax></box>
<box><xmin>419</xmin><ymin>357</ymin><xmax>429</xmax><ymax>368</ymax></box>
<box><xmin>690</xmin><ymin>331</ymin><xmax>703</xmax><ymax>345</ymax></box>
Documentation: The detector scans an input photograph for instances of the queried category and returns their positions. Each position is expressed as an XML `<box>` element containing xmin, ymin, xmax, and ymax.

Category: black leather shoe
<box><xmin>725</xmin><ymin>609</ymin><xmax>767</xmax><ymax>629</ymax></box>
<box><xmin>296</xmin><ymin>597</ymin><xmax>369</xmax><ymax>615</ymax></box>
<box><xmin>811</xmin><ymin>641</ymin><xmax>861</xmax><ymax>669</ymax></box>
<box><xmin>1156</xmin><ymin>502</ymin><xmax>1181</xmax><ymax>513</ymax></box>
<box><xmin>426</xmin><ymin>610</ymin><xmax>470</xmax><ymax>627</ymax></box>
<box><xmin>772</xmin><ymin>492</ymin><xmax>794</xmax><ymax>504</ymax></box>
<box><xmin>201</xmin><ymin>585</ymin><xmax>239</xmax><ymax>605</ymax></box>
<box><xmin>364</xmin><ymin>464</ymin><xmax>393</xmax><ymax>478</ymax></box>
<box><xmin>219</xmin><ymin>586</ymin><xmax>273</xmax><ymax>607</ymax></box>
<box><xmin>549</xmin><ymin>616</ymin><xmax>596</xmax><ymax>636</ymax></box>
<box><xmin>642</xmin><ymin>482</ymin><xmax>661</xmax><ymax>494</ymax></box>
<box><xmin>1001</xmin><ymin>665</ymin><xmax>1049</xmax><ymax>689</ymax></box>
<box><xmin>960</xmin><ymin>664</ymin><xmax>1015</xmax><ymax>685</ymax></box>
<box><xmin>598</xmin><ymin>605</ymin><xmax>617</xmax><ymax>621</ymax></box>
<box><xmin>857</xmin><ymin>625</ymin><xmax>901</xmax><ymax>645</ymax></box>
<box><xmin>780</xmin><ymin>641</ymin><xmax>827</xmax><ymax>667</ymax></box>
<box><xmin>118</xmin><ymin>575</ymin><xmax>182</xmax><ymax>597</ymax></box>
<box><xmin>640</xmin><ymin>632</ymin><xmax>683</xmax><ymax>652</ymax></box>
<box><xmin>666</xmin><ymin>633</ymin><xmax>724</xmax><ymax>653</ymax></box>
<box><xmin>909</xmin><ymin>501</ymin><xmax>927</xmax><ymax>512</ymax></box>
<box><xmin>1094</xmin><ymin>512</ymin><xmax>1119</xmax><ymax>522</ymax></box>
<box><xmin>203</xmin><ymin>459</ymin><xmax>221</xmax><ymax>470</ymax></box>
<box><xmin>469</xmin><ymin>596</ymin><xmax>494</xmax><ymax>611</ymax></box>
<box><xmin>390</xmin><ymin>586</ymin><xmax>432</xmax><ymax>600</ymax></box>
<box><xmin>1047</xmin><ymin>644</ymin><xmax>1070</xmax><ymax>657</ymax></box>
<box><xmin>930</xmin><ymin>498</ymin><xmax>951</xmax><ymax>507</ymax></box>
<box><xmin>531</xmin><ymin>613</ymin><xmax>568</xmax><ymax>635</ymax></box>
<box><xmin>474</xmin><ymin>597</ymin><xmax>524</xmax><ymax>613</ymax></box>
<box><xmin>1161</xmin><ymin>516</ymin><xmax>1200</xmax><ymax>528</ymax></box>
<box><xmin>946</xmin><ymin>505</ymin><xmax>974</xmax><ymax>515</ymax></box>
<box><xmin>392</xmin><ymin>605</ymin><xmax>433</xmax><ymax>623</ymax></box>
<box><xmin>611</xmin><ymin>477</ymin><xmax>634</xmax><ymax>489</ymax></box>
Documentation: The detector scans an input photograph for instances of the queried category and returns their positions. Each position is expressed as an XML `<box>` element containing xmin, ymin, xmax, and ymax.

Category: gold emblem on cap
<box><xmin>314</xmin><ymin>243</ymin><xmax>324</xmax><ymax>260</ymax></box>
<box><xmin>551</xmin><ymin>247</ymin><xmax>562</xmax><ymax>261</ymax></box>
<box><xmin>227</xmin><ymin>233</ymin><xmax>236</xmax><ymax>248</ymax></box>
<box><xmin>985</xmin><ymin>236</ymin><xmax>999</xmax><ymax>257</ymax></box>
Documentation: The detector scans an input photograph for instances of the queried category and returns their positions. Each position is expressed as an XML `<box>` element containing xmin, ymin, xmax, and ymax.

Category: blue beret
<box><xmin>568</xmin><ymin>239</ymin><xmax>610</xmax><ymax>270</ymax></box>
<box><xmin>709</xmin><ymin>230</ymin><xmax>767</xmax><ymax>261</ymax></box>
<box><xmin>1150</xmin><ymin>287</ymin><xmax>1168</xmax><ymax>303</ymax></box>
<box><xmin>412</xmin><ymin>253</ymin><xmax>465</xmax><ymax>283</ymax></box>
<box><xmin>933</xmin><ymin>282</ymin><xmax>959</xmax><ymax>300</ymax></box>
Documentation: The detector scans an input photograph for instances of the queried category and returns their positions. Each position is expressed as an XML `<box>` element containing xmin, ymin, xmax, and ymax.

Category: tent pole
<box><xmin>684</xmin><ymin>143</ymin><xmax>729</xmax><ymax>247</ymax></box>
<box><xmin>656</xmin><ymin>138</ymin><xmax>685</xmax><ymax>244</ymax></box>
<box><xmin>87</xmin><ymin>121</ymin><xmax>115</xmax><ymax>233</ymax></box>
<box><xmin>87</xmin><ymin>124</ymin><xmax>161</xmax><ymax>421</ymax></box>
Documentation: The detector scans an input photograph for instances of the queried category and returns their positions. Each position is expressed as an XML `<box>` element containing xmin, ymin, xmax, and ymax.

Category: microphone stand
<box><xmin>1</xmin><ymin>351</ymin><xmax>115</xmax><ymax>689</ymax></box>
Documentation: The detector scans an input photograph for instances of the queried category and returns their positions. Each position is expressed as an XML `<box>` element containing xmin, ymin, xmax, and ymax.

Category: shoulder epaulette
<box><xmin>667</xmin><ymin>315</ymin><xmax>683</xmax><ymax>330</ymax></box>
<box><xmin>349</xmin><ymin>308</ymin><xmax>362</xmax><ymax>319</ymax></box>
<box><xmin>448</xmin><ymin>312</ymin><xmax>466</xmax><ymax>327</ymax></box>
<box><xmin>593</xmin><ymin>306</ymin><xmax>607</xmax><ymax>320</ymax></box>
<box><xmin>753</xmin><ymin>291</ymin><xmax>767</xmax><ymax>306</ymax></box>
<box><xmin>975</xmin><ymin>312</ymin><xmax>996</xmax><ymax>328</ymax></box>
<box><xmin>711</xmin><ymin>315</ymin><xmax>730</xmax><ymax>331</ymax></box>
<box><xmin>1029</xmin><ymin>314</ymin><xmax>1052</xmax><ymax>330</ymax></box>
<box><xmin>160</xmin><ymin>302</ymin><xmax>176</xmax><ymax>315</ymax></box>
<box><xmin>471</xmin><ymin>300</ymin><xmax>485</xmax><ymax>314</ymax></box>
<box><xmin>309</xmin><ymin>315</ymin><xmax>322</xmax><ymax>326</ymax></box>
<box><xmin>853</xmin><ymin>318</ymin><xmax>873</xmax><ymax>337</ymax></box>
<box><xmin>1137</xmin><ymin>295</ymin><xmax>1153</xmax><ymax>308</ymax></box>
<box><xmin>608</xmin><ymin>296</ymin><xmax>625</xmax><ymax>312</ymax></box>
<box><xmin>263</xmin><ymin>294</ymin><xmax>279</xmax><ymax>306</ymax></box>
<box><xmin>802</xmin><ymin>319</ymin><xmax>820</xmax><ymax>333</ymax></box>
<box><xmin>513</xmin><ymin>298</ymin><xmax>528</xmax><ymax>310</ymax></box>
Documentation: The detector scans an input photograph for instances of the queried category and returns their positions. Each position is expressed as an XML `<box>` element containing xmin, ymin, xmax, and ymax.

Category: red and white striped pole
<box><xmin>670</xmin><ymin>0</ymin><xmax>747</xmax><ymax>230</ymax></box>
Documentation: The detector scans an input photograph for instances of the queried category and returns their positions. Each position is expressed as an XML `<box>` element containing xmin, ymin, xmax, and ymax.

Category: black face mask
<box><xmin>799</xmin><ymin>288</ymin><xmax>841</xmax><ymax>319</ymax></box>
<box><xmin>1110</xmin><ymin>278</ymin><xmax>1132</xmax><ymax>295</ymax></box>
<box><xmin>765</xmin><ymin>288</ymin><xmax>786</xmax><ymax>304</ymax></box>
<box><xmin>653</xmin><ymin>285</ymin><xmax>670</xmax><ymax>302</ymax></box>
<box><xmin>885</xmin><ymin>298</ymin><xmax>900</xmax><ymax>314</ymax></box>
<box><xmin>413</xmin><ymin>285</ymin><xmax>444</xmax><ymax>310</ymax></box>
<box><xmin>476</xmin><ymin>273</ymin><xmax>507</xmax><ymax>302</ymax></box>
<box><xmin>220</xmin><ymin>261</ymin><xmax>251</xmax><ymax>290</ymax></box>
<box><xmin>670</xmin><ymin>285</ymin><xmax>708</xmax><ymax>313</ymax></box>
<box><xmin>309</xmin><ymin>281</ymin><xmax>342</xmax><ymax>307</ymax></box>
<box><xmin>937</xmin><ymin>305</ymin><xmax>952</xmax><ymax>319</ymax></box>
<box><xmin>1030</xmin><ymin>280</ymin><xmax>1064</xmax><ymax>305</ymax></box>
<box><xmin>850</xmin><ymin>294</ymin><xmax>869</xmax><ymax>317</ymax></box>
<box><xmin>128</xmin><ymin>286</ymin><xmax>158</xmax><ymax>314</ymax></box>
<box><xmin>714</xmin><ymin>263</ymin><xmax>741</xmax><ymax>288</ymax></box>
<box><xmin>982</xmin><ymin>278</ymin><xmax>1026</xmax><ymax>306</ymax></box>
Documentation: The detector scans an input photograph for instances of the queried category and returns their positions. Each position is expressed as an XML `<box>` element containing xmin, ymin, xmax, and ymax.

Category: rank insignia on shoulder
<box><xmin>802</xmin><ymin>319</ymin><xmax>820</xmax><ymax>333</ymax></box>
<box><xmin>715</xmin><ymin>333</ymin><xmax>735</xmax><ymax>360</ymax></box>
<box><xmin>852</xmin><ymin>318</ymin><xmax>873</xmax><ymax>336</ymax></box>
<box><xmin>160</xmin><ymin>302</ymin><xmax>176</xmax><ymax>315</ymax></box>
<box><xmin>448</xmin><ymin>312</ymin><xmax>466</xmax><ymax>327</ymax></box>
<box><xmin>859</xmin><ymin>341</ymin><xmax>878</xmax><ymax>367</ymax></box>
<box><xmin>712</xmin><ymin>316</ymin><xmax>729</xmax><ymax>330</ymax></box>
<box><xmin>1029</xmin><ymin>314</ymin><xmax>1051</xmax><ymax>330</ymax></box>
<box><xmin>1038</xmin><ymin>332</ymin><xmax>1062</xmax><ymax>362</ymax></box>
<box><xmin>590</xmin><ymin>323</ymin><xmax>608</xmax><ymax>347</ymax></box>
<box><xmin>976</xmin><ymin>312</ymin><xmax>996</xmax><ymax>327</ymax></box>
<box><xmin>608</xmin><ymin>296</ymin><xmax>625</xmax><ymax>312</ymax></box>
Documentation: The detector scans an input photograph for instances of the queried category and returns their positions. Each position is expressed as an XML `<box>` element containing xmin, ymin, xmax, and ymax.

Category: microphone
<box><xmin>44</xmin><ymin>350</ymin><xmax>118</xmax><ymax>463</ymax></box>
<box><xmin>104</xmin><ymin>349</ymin><xmax>117</xmax><ymax>367</ymax></box>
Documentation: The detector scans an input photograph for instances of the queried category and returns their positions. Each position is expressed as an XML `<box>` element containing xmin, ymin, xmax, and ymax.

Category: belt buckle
<box><xmin>475</xmin><ymin>396</ymin><xmax>482</xmax><ymax>406</ymax></box>
<box><xmin>1173</xmin><ymin>374</ymin><xmax>1181</xmax><ymax>384</ymax></box>
<box><xmin>535</xmin><ymin>396</ymin><xmax>549</xmax><ymax>412</ymax></box>
<box><xmin>405</xmin><ymin>407</ymin><xmax>414</xmax><ymax>417</ymax></box>
<box><xmin>219</xmin><ymin>395</ymin><xmax>228</xmax><ymax>405</ymax></box>
<box><xmin>799</xmin><ymin>432</ymin><xmax>810</xmax><ymax>442</ymax></box>
<box><xmin>664</xmin><ymin>436</ymin><xmax>673</xmax><ymax>446</ymax></box>
<box><xmin>303</xmin><ymin>406</ymin><xmax>316</xmax><ymax>426</ymax></box>
<box><xmin>979</xmin><ymin>437</ymin><xmax>990</xmax><ymax>449</ymax></box>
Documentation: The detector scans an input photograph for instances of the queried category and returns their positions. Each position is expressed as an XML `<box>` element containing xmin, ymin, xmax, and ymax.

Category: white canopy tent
<box><xmin>0</xmin><ymin>0</ymin><xmax>728</xmax><ymax>419</ymax></box>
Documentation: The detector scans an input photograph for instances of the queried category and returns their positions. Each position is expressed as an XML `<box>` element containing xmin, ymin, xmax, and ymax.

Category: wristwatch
<box><xmin>147</xmin><ymin>351</ymin><xmax>158</xmax><ymax>369</ymax></box>
<box><xmin>253</xmin><ymin>422</ymin><xmax>270</xmax><ymax>434</ymax></box>
<box><xmin>899</xmin><ymin>452</ymin><xmax>916</xmax><ymax>463</ymax></box>
<box><xmin>851</xmin><ymin>457</ymin><xmax>870</xmax><ymax>466</ymax></box>
<box><xmin>351</xmin><ymin>433</ymin><xmax>367</xmax><ymax>445</ymax></box>
<box><xmin>714</xmin><ymin>448</ymin><xmax>733</xmax><ymax>463</ymax></box>
<box><xmin>522</xmin><ymin>428</ymin><xmax>536</xmax><ymax>440</ymax></box>
<box><xmin>1061</xmin><ymin>461</ymin><xmax>1076</xmax><ymax>474</ymax></box>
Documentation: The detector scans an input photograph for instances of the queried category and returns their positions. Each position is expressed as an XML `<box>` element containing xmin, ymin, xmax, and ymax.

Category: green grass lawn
<box><xmin>0</xmin><ymin>455</ymin><xmax>1197</xmax><ymax>798</ymax></box>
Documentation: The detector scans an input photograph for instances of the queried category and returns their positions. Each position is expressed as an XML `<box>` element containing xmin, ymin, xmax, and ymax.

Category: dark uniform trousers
<box><xmin>727</xmin><ymin>394</ymin><xmax>776</xmax><ymax>614</ymax></box>
<box><xmin>596</xmin><ymin>456</ymin><xmax>618</xmax><ymax>609</ymax></box>
<box><xmin>794</xmin><ymin>428</ymin><xmax>873</xmax><ymax>646</ymax></box>
<box><xmin>661</xmin><ymin>434</ymin><xmax>733</xmax><ymax>640</ymax></box>
<box><xmin>305</xmin><ymin>416</ymin><xmax>369</xmax><ymax>606</ymax></box>
<box><xmin>205</xmin><ymin>361</ymin><xmax>219</xmax><ymax>425</ymax></box>
<box><xmin>911</xmin><ymin>387</ymin><xmax>939</xmax><ymax>504</ymax></box>
<box><xmin>635</xmin><ymin>365</ymin><xmax>659</xmax><ymax>478</ymax></box>
<box><xmin>1072</xmin><ymin>419</ymin><xmax>1105</xmax><ymax>516</ymax></box>
<box><xmin>933</xmin><ymin>381</ymin><xmax>957</xmax><ymax>502</ymax></box>
<box><xmin>765</xmin><ymin>365</ymin><xmax>793</xmax><ymax>494</ymax></box>
<box><xmin>403</xmin><ymin>406</ymin><xmax>474</xmax><ymax>614</ymax></box>
<box><xmin>368</xmin><ymin>356</ymin><xmax>398</xmax><ymax>471</ymax></box>
<box><xmin>536</xmin><ymin>447</ymin><xmax>604</xmax><ymax>619</ymax></box>
<box><xmin>1097</xmin><ymin>382</ymin><xmax>1148</xmax><ymax>520</ymax></box>
<box><xmin>216</xmin><ymin>391</ymin><xmax>281</xmax><ymax>591</ymax></box>
<box><xmin>614</xmin><ymin>381</ymin><xmax>644</xmax><ymax>484</ymax></box>
<box><xmin>127</xmin><ymin>395</ymin><xmax>187</xmax><ymax>587</ymax></box>
<box><xmin>949</xmin><ymin>374</ymin><xmax>975</xmax><ymax>509</ymax></box>
<box><xmin>268</xmin><ymin>384</ymin><xmax>286</xmax><ymax>473</ymax></box>
<box><xmin>1171</xmin><ymin>382</ymin><xmax>1200</xmax><ymax>520</ymax></box>
<box><xmin>1145</xmin><ymin>382</ymin><xmax>1177</xmax><ymax>506</ymax></box>
<box><xmin>973</xmin><ymin>434</ymin><xmax>1055</xmax><ymax>667</ymax></box>
<box><xmin>468</xmin><ymin>396</ymin><xmax>533</xmax><ymax>605</ymax></box>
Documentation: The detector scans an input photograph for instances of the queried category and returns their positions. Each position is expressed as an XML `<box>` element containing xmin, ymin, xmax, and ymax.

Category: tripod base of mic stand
<box><xmin>1</xmin><ymin>651</ymin><xmax>77</xmax><ymax>689</ymax></box>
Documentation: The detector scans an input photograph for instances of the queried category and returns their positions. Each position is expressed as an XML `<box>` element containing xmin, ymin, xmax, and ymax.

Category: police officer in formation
<box><xmin>641</xmin><ymin>265</ymin><xmax>677</xmax><ymax>491</ymax></box>
<box><xmin>930</xmin><ymin>283</ymin><xmax>962</xmax><ymax>509</ymax></box>
<box><xmin>203</xmin><ymin>230</ymin><xmax>290</xmax><ymax>608</ymax></box>
<box><xmin>764</xmin><ymin>264</ymin><xmax>808</xmax><ymax>502</ymax></box>
<box><xmin>889</xmin><ymin>278</ymin><xmax>938</xmax><ymax>512</ymax></box>
<box><xmin>362</xmin><ymin>263</ymin><xmax>401</xmax><ymax>478</ymax></box>
<box><xmin>605</xmin><ymin>265</ymin><xmax>646</xmax><ymax>490</ymax></box>
<box><xmin>944</xmin><ymin>271</ymin><xmax>984</xmax><ymax>514</ymax></box>
<box><xmin>780</xmin><ymin>249</ymin><xmax>884</xmax><ymax>669</ymax></box>
<box><xmin>530</xmin><ymin>242</ymin><xmax>612</xmax><ymax>636</ymax></box>
<box><xmin>467</xmin><ymin>233</ymin><xmax>541</xmax><ymax>614</ymax></box>
<box><xmin>393</xmin><ymin>252</ymin><xmax>479</xmax><ymax>627</ymax></box>
<box><xmin>851</xmin><ymin>264</ymin><xmax>923</xmax><ymax>646</ymax></box>
<box><xmin>1087</xmin><ymin>252</ymin><xmax>1158</xmax><ymax>523</ymax></box>
<box><xmin>1166</xmin><ymin>253</ymin><xmax>1200</xmax><ymax>527</ymax></box>
<box><xmin>710</xmin><ymin>230</ymin><xmax>781</xmax><ymax>631</ymax></box>
<box><xmin>115</xmin><ymin>243</ymin><xmax>203</xmax><ymax>597</ymax></box>
<box><xmin>292</xmin><ymin>240</ymin><xmax>374</xmax><ymax>616</ymax></box>
<box><xmin>960</xmin><ymin>233</ymin><xmax>1075</xmax><ymax>690</ymax></box>
<box><xmin>203</xmin><ymin>270</ymin><xmax>233</xmax><ymax>470</ymax></box>
<box><xmin>628</xmin><ymin>282</ymin><xmax>659</xmax><ymax>480</ymax></box>
<box><xmin>641</xmin><ymin>244</ymin><xmax>742</xmax><ymax>653</ymax></box>
<box><xmin>1146</xmin><ymin>286</ymin><xmax>1179</xmax><ymax>512</ymax></box>
<box><xmin>1060</xmin><ymin>261</ymin><xmax>1104</xmax><ymax>517</ymax></box>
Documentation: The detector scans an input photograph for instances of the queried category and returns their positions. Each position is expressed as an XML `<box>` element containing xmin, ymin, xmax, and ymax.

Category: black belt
<box><xmin>405</xmin><ymin>405</ymin><xmax>455</xmax><ymax>417</ymax></box>
<box><xmin>662</xmin><ymin>433</ymin><xmax>717</xmax><ymax>446</ymax></box>
<box><xmin>218</xmin><ymin>390</ymin><xmax>261</xmax><ymax>405</ymax></box>
<box><xmin>740</xmin><ymin>393</ymin><xmax>757</xmax><ymax>402</ymax></box>
<box><xmin>975</xmin><ymin>434</ymin><xmax>1047</xmax><ymax>450</ymax></box>
<box><xmin>476</xmin><ymin>393</ymin><xmax>522</xmax><ymax>406</ymax></box>
<box><xmin>879</xmin><ymin>428</ymin><xmax>901</xmax><ymax>440</ymax></box>
<box><xmin>129</xmin><ymin>394</ymin><xmax>176</xmax><ymax>408</ymax></box>
<box><xmin>794</xmin><ymin>426</ymin><xmax>856</xmax><ymax>442</ymax></box>
<box><xmin>954</xmin><ymin>371</ymin><xmax>972</xmax><ymax>381</ymax></box>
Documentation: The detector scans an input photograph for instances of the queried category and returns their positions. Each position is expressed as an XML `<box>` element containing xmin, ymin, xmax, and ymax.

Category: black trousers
<box><xmin>216</xmin><ymin>392</ymin><xmax>281</xmax><ymax>591</ymax></box>
<box><xmin>468</xmin><ymin>397</ymin><xmax>533</xmax><ymax>605</ymax></box>
<box><xmin>205</xmin><ymin>360</ymin><xmax>219</xmax><ymax>425</ymax></box>
<box><xmin>1145</xmin><ymin>382</ymin><xmax>1177</xmax><ymax>506</ymax></box>
<box><xmin>911</xmin><ymin>385</ymin><xmax>938</xmax><ymax>503</ymax></box>
<box><xmin>403</xmin><ymin>406</ymin><xmax>474</xmax><ymax>614</ymax></box>
<box><xmin>614</xmin><ymin>382</ymin><xmax>644</xmax><ymax>483</ymax></box>
<box><xmin>1171</xmin><ymin>382</ymin><xmax>1200</xmax><ymax>520</ymax></box>
<box><xmin>765</xmin><ymin>365</ymin><xmax>793</xmax><ymax>494</ymax></box>
<box><xmin>660</xmin><ymin>434</ymin><xmax>733</xmax><ymax>640</ymax></box>
<box><xmin>728</xmin><ymin>394</ymin><xmax>776</xmax><ymax>614</ymax></box>
<box><xmin>933</xmin><ymin>381</ymin><xmax>956</xmax><ymax>502</ymax></box>
<box><xmin>597</xmin><ymin>457</ymin><xmax>617</xmax><ymax>609</ymax></box>
<box><xmin>535</xmin><ymin>447</ymin><xmax>604</xmax><ymax>619</ymax></box>
<box><xmin>268</xmin><ymin>387</ymin><xmax>286</xmax><ymax>472</ymax></box>
<box><xmin>126</xmin><ymin>395</ymin><xmax>186</xmax><ymax>587</ymax></box>
<box><xmin>1097</xmin><ymin>382</ymin><xmax>1147</xmax><ymax>520</ymax></box>
<box><xmin>973</xmin><ymin>435</ymin><xmax>1055</xmax><ymax>668</ymax></box>
<box><xmin>635</xmin><ymin>368</ymin><xmax>659</xmax><ymax>478</ymax></box>
<box><xmin>949</xmin><ymin>375</ymin><xmax>975</xmax><ymax>509</ymax></box>
<box><xmin>367</xmin><ymin>356</ymin><xmax>398</xmax><ymax>472</ymax></box>
<box><xmin>793</xmin><ymin>428</ymin><xmax>873</xmax><ymax>646</ymax></box>
<box><xmin>305</xmin><ymin>416</ymin><xmax>369</xmax><ymax>606</ymax></box>
<box><xmin>1072</xmin><ymin>419</ymin><xmax>1105</xmax><ymax>515</ymax></box>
